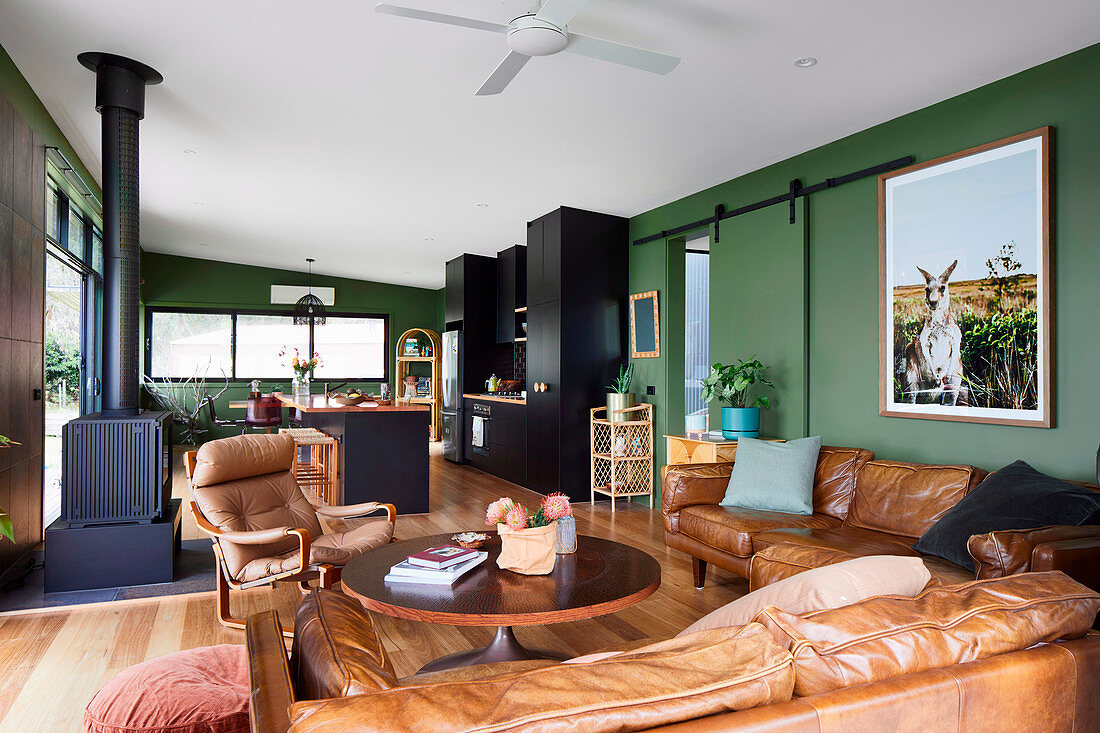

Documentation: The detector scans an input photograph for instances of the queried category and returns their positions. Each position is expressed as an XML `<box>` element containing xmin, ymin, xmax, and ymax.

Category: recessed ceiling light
<box><xmin>183</xmin><ymin>149</ymin><xmax>197</xmax><ymax>154</ymax></box>
<box><xmin>424</xmin><ymin>237</ymin><xmax>435</xmax><ymax>241</ymax></box>
<box><xmin>476</xmin><ymin>203</ymin><xmax>489</xmax><ymax>208</ymax></box>
<box><xmin>794</xmin><ymin>57</ymin><xmax>817</xmax><ymax>68</ymax></box>
<box><xmin>193</xmin><ymin>201</ymin><xmax>204</xmax><ymax>206</ymax></box>
<box><xmin>198</xmin><ymin>242</ymin><xmax>209</xmax><ymax>247</ymax></box>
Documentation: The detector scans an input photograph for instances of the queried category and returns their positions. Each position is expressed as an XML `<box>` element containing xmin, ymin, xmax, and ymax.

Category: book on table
<box><xmin>384</xmin><ymin>551</ymin><xmax>487</xmax><ymax>586</ymax></box>
<box><xmin>407</xmin><ymin>545</ymin><xmax>477</xmax><ymax>569</ymax></box>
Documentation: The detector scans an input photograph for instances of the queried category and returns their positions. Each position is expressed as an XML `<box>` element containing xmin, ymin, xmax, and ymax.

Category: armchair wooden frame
<box><xmin>184</xmin><ymin>451</ymin><xmax>396</xmax><ymax>637</ymax></box>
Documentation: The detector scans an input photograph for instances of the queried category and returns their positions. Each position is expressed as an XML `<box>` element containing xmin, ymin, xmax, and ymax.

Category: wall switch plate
<box><xmin>646</xmin><ymin>385</ymin><xmax>655</xmax><ymax>395</ymax></box>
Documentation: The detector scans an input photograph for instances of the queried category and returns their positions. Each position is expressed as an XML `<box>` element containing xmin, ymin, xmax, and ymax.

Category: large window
<box><xmin>145</xmin><ymin>307</ymin><xmax>388</xmax><ymax>381</ymax></box>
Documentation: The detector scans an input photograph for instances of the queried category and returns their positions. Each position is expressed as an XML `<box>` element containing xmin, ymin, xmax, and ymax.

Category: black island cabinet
<box><xmin>525</xmin><ymin>207</ymin><xmax>628</xmax><ymax>501</ymax></box>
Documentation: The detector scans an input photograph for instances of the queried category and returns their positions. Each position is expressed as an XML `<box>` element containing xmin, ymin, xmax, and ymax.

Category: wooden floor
<box><xmin>0</xmin><ymin>444</ymin><xmax>747</xmax><ymax>732</ymax></box>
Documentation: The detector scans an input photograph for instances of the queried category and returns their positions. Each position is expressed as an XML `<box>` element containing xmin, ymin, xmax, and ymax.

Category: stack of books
<box><xmin>415</xmin><ymin>376</ymin><xmax>432</xmax><ymax>397</ymax></box>
<box><xmin>384</xmin><ymin>544</ymin><xmax>487</xmax><ymax>586</ymax></box>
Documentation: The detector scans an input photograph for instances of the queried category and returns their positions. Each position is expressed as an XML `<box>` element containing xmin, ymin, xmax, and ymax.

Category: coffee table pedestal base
<box><xmin>417</xmin><ymin>626</ymin><xmax>569</xmax><ymax>674</ymax></box>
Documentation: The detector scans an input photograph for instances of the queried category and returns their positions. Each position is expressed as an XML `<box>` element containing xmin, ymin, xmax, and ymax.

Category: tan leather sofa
<box><xmin>246</xmin><ymin>577</ymin><xmax>1100</xmax><ymax>732</ymax></box>
<box><xmin>662</xmin><ymin>448</ymin><xmax>1100</xmax><ymax>590</ymax></box>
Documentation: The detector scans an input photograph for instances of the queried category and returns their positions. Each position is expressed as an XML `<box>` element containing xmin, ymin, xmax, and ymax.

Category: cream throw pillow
<box><xmin>678</xmin><ymin>555</ymin><xmax>930</xmax><ymax>637</ymax></box>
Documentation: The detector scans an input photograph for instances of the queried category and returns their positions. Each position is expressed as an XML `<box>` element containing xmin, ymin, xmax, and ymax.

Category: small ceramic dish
<box><xmin>451</xmin><ymin>532</ymin><xmax>489</xmax><ymax>549</ymax></box>
<box><xmin>330</xmin><ymin>393</ymin><xmax>368</xmax><ymax>406</ymax></box>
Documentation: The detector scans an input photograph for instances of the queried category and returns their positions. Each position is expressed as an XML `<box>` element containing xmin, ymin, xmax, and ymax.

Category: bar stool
<box><xmin>245</xmin><ymin>395</ymin><xmax>284</xmax><ymax>433</ymax></box>
<box><xmin>279</xmin><ymin>427</ymin><xmax>339</xmax><ymax>504</ymax></box>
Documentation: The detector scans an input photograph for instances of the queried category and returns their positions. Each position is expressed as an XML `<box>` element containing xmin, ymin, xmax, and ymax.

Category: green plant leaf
<box><xmin>0</xmin><ymin>511</ymin><xmax>12</xmax><ymax>542</ymax></box>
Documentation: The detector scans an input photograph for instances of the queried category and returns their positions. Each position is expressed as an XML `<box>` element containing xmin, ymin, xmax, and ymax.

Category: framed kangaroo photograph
<box><xmin>879</xmin><ymin>127</ymin><xmax>1052</xmax><ymax>427</ymax></box>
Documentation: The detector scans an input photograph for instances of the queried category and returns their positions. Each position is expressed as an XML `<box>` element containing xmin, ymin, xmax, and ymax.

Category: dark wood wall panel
<box><xmin>0</xmin><ymin>86</ymin><xmax>46</xmax><ymax>576</ymax></box>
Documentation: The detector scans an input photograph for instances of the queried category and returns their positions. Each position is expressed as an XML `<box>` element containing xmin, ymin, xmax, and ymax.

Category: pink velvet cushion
<box><xmin>83</xmin><ymin>644</ymin><xmax>249</xmax><ymax>733</ymax></box>
<box><xmin>678</xmin><ymin>555</ymin><xmax>931</xmax><ymax>637</ymax></box>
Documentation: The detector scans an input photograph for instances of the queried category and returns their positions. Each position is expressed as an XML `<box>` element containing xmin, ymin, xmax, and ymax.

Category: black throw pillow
<box><xmin>913</xmin><ymin>460</ymin><xmax>1100</xmax><ymax>572</ymax></box>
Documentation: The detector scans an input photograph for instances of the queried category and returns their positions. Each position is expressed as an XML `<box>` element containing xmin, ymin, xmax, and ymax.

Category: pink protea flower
<box><xmin>485</xmin><ymin>497</ymin><xmax>515</xmax><ymax>525</ymax></box>
<box><xmin>504</xmin><ymin>505</ymin><xmax>529</xmax><ymax>531</ymax></box>
<box><xmin>541</xmin><ymin>492</ymin><xmax>572</xmax><ymax>520</ymax></box>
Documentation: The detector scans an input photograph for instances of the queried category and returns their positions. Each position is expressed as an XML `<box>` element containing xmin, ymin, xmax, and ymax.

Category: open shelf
<box><xmin>590</xmin><ymin>403</ymin><xmax>653</xmax><ymax>512</ymax></box>
<box><xmin>396</xmin><ymin>328</ymin><xmax>442</xmax><ymax>441</ymax></box>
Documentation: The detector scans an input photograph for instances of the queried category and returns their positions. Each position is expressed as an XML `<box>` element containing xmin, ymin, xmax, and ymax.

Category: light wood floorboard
<box><xmin>0</xmin><ymin>444</ymin><xmax>746</xmax><ymax>731</ymax></box>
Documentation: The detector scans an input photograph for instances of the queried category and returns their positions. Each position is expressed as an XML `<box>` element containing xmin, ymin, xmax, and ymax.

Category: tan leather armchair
<box><xmin>184</xmin><ymin>433</ymin><xmax>396</xmax><ymax>636</ymax></box>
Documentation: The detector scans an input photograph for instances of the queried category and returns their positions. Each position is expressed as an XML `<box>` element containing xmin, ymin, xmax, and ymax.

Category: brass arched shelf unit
<box><xmin>396</xmin><ymin>328</ymin><xmax>442</xmax><ymax>441</ymax></box>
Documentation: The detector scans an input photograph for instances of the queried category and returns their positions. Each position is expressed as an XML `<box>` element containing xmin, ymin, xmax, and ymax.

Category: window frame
<box><xmin>143</xmin><ymin>305</ymin><xmax>390</xmax><ymax>383</ymax></box>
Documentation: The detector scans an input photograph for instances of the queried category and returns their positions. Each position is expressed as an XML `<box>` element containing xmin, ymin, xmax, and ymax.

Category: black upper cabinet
<box><xmin>525</xmin><ymin>207</ymin><xmax>628</xmax><ymax>501</ymax></box>
<box><xmin>445</xmin><ymin>254</ymin><xmax>498</xmax><ymax>393</ymax></box>
<box><xmin>495</xmin><ymin>245</ymin><xmax>527</xmax><ymax>344</ymax></box>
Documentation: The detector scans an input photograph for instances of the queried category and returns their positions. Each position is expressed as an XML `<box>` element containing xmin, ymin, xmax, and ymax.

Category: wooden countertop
<box><xmin>275</xmin><ymin>393</ymin><xmax>430</xmax><ymax>414</ymax></box>
<box><xmin>463</xmin><ymin>393</ymin><xmax>526</xmax><ymax>406</ymax></box>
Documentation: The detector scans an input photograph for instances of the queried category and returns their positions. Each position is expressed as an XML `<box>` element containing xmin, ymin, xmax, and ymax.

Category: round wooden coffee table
<box><xmin>341</xmin><ymin>532</ymin><xmax>661</xmax><ymax>672</ymax></box>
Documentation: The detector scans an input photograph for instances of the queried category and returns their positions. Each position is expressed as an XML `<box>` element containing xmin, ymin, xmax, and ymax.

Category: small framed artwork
<box><xmin>630</xmin><ymin>291</ymin><xmax>660</xmax><ymax>359</ymax></box>
<box><xmin>879</xmin><ymin>127</ymin><xmax>1052</xmax><ymax>427</ymax></box>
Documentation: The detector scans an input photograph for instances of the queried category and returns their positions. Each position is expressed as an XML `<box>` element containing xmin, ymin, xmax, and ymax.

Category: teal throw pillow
<box><xmin>719</xmin><ymin>436</ymin><xmax>822</xmax><ymax>515</ymax></box>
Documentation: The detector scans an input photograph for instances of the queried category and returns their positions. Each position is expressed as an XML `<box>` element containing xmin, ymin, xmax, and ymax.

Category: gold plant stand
<box><xmin>590</xmin><ymin>403</ymin><xmax>653</xmax><ymax>512</ymax></box>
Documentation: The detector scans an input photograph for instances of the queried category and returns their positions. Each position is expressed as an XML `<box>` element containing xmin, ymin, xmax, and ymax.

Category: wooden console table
<box><xmin>663</xmin><ymin>434</ymin><xmax>784</xmax><ymax>478</ymax></box>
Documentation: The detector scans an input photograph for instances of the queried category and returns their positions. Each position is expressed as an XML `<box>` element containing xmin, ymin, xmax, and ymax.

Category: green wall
<box><xmin>630</xmin><ymin>42</ymin><xmax>1100</xmax><ymax>496</ymax></box>
<box><xmin>0</xmin><ymin>45</ymin><xmax>100</xmax><ymax>200</ymax></box>
<box><xmin>141</xmin><ymin>251</ymin><xmax>443</xmax><ymax>441</ymax></box>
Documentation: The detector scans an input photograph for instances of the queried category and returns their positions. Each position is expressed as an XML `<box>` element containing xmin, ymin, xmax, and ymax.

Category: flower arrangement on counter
<box><xmin>279</xmin><ymin>347</ymin><xmax>322</xmax><ymax>377</ymax></box>
<box><xmin>485</xmin><ymin>493</ymin><xmax>572</xmax><ymax>531</ymax></box>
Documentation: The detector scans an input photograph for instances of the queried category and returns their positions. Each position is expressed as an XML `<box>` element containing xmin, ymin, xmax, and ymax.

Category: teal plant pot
<box><xmin>721</xmin><ymin>407</ymin><xmax>760</xmax><ymax>439</ymax></box>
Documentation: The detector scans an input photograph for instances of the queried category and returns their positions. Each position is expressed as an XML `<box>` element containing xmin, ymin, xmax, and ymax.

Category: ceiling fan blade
<box><xmin>534</xmin><ymin>0</ymin><xmax>592</xmax><ymax>28</ymax></box>
<box><xmin>475</xmin><ymin>52</ymin><xmax>531</xmax><ymax>96</ymax></box>
<box><xmin>374</xmin><ymin>3</ymin><xmax>508</xmax><ymax>34</ymax></box>
<box><xmin>565</xmin><ymin>34</ymin><xmax>680</xmax><ymax>75</ymax></box>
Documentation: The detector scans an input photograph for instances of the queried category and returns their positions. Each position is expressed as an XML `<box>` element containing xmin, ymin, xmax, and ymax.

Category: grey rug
<box><xmin>0</xmin><ymin>539</ymin><xmax>218</xmax><ymax>612</ymax></box>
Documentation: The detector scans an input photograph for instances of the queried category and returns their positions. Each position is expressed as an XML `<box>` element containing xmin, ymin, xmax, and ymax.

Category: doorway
<box><xmin>44</xmin><ymin>253</ymin><xmax>85</xmax><ymax>525</ymax></box>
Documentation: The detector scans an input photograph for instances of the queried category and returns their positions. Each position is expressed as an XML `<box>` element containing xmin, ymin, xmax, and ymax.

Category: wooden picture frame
<box><xmin>878</xmin><ymin>127</ymin><xmax>1052</xmax><ymax>427</ymax></box>
<box><xmin>630</xmin><ymin>291</ymin><xmax>660</xmax><ymax>359</ymax></box>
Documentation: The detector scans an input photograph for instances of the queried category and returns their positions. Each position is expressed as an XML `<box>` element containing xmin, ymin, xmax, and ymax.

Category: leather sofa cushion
<box><xmin>754</xmin><ymin>570</ymin><xmax>1100</xmax><ymax>697</ymax></box>
<box><xmin>812</xmin><ymin>446</ymin><xmax>875</xmax><ymax>520</ymax></box>
<box><xmin>192</xmin><ymin>469</ymin><xmax>326</xmax><ymax>581</ymax></box>
<box><xmin>751</xmin><ymin>529</ymin><xmax>974</xmax><ymax>587</ymax></box>
<box><xmin>843</xmin><ymin>460</ymin><xmax>986</xmax><ymax>539</ymax></box>
<box><xmin>292</xmin><ymin>590</ymin><xmax>399</xmax><ymax>701</ymax></box>
<box><xmin>681</xmin><ymin>555</ymin><xmax>929</xmax><ymax>636</ymax></box>
<box><xmin>288</xmin><ymin>624</ymin><xmax>795</xmax><ymax>733</ymax></box>
<box><xmin>753</xmin><ymin>526</ymin><xmax>918</xmax><ymax>556</ymax></box>
<box><xmin>679</xmin><ymin>505</ymin><xmax>841</xmax><ymax>557</ymax></box>
<box><xmin>191</xmin><ymin>432</ymin><xmax>295</xmax><ymax>487</ymax></box>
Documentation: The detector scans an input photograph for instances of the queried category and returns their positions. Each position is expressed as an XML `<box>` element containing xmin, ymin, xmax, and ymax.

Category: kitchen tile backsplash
<box><xmin>513</xmin><ymin>341</ymin><xmax>526</xmax><ymax>384</ymax></box>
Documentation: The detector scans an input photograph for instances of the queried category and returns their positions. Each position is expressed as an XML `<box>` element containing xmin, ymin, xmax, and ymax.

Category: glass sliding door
<box><xmin>44</xmin><ymin>253</ymin><xmax>85</xmax><ymax>526</ymax></box>
<box><xmin>684</xmin><ymin>234</ymin><xmax>710</xmax><ymax>431</ymax></box>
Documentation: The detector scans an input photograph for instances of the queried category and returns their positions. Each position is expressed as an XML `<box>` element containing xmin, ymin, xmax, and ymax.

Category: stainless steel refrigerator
<box><xmin>441</xmin><ymin>330</ymin><xmax>464</xmax><ymax>463</ymax></box>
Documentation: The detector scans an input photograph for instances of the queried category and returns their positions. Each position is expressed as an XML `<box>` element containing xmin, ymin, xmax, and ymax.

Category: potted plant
<box><xmin>605</xmin><ymin>363</ymin><xmax>635</xmax><ymax>424</ymax></box>
<box><xmin>485</xmin><ymin>494</ymin><xmax>571</xmax><ymax>574</ymax></box>
<box><xmin>700</xmin><ymin>356</ymin><xmax>774</xmax><ymax>439</ymax></box>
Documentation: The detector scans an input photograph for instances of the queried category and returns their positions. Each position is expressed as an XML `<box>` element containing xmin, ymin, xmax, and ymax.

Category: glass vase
<box><xmin>556</xmin><ymin>515</ymin><xmax>577</xmax><ymax>554</ymax></box>
<box><xmin>292</xmin><ymin>373</ymin><xmax>310</xmax><ymax>400</ymax></box>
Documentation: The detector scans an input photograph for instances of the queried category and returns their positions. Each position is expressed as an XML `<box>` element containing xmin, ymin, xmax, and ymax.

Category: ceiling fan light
<box><xmin>507</xmin><ymin>15</ymin><xmax>568</xmax><ymax>56</ymax></box>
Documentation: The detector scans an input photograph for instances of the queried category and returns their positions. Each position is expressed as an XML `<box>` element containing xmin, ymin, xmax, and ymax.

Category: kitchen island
<box><xmin>275</xmin><ymin>394</ymin><xmax>430</xmax><ymax>514</ymax></box>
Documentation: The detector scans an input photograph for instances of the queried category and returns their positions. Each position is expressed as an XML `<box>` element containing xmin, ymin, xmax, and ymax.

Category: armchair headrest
<box><xmin>191</xmin><ymin>433</ymin><xmax>295</xmax><ymax>487</ymax></box>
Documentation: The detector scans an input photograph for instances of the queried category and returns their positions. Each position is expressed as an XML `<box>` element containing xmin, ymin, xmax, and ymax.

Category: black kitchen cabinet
<box><xmin>464</xmin><ymin>397</ymin><xmax>526</xmax><ymax>486</ymax></box>
<box><xmin>526</xmin><ymin>207</ymin><xmax>628</xmax><ymax>500</ymax></box>
<box><xmin>445</xmin><ymin>254</ymin><xmax>498</xmax><ymax>393</ymax></box>
<box><xmin>495</xmin><ymin>245</ymin><xmax>527</xmax><ymax>344</ymax></box>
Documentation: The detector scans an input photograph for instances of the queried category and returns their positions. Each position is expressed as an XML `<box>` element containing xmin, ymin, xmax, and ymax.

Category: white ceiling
<box><xmin>2</xmin><ymin>1</ymin><xmax>1097</xmax><ymax>289</ymax></box>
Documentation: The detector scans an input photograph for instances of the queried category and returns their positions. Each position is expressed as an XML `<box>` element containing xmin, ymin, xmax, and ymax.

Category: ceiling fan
<box><xmin>374</xmin><ymin>0</ymin><xmax>680</xmax><ymax>95</ymax></box>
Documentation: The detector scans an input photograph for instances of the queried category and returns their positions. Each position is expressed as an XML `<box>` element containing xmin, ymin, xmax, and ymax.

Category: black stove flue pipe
<box><xmin>78</xmin><ymin>53</ymin><xmax>162</xmax><ymax>417</ymax></box>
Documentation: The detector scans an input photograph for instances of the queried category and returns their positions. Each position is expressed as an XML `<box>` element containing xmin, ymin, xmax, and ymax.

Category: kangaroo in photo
<box><xmin>903</xmin><ymin>259</ymin><xmax>967</xmax><ymax>406</ymax></box>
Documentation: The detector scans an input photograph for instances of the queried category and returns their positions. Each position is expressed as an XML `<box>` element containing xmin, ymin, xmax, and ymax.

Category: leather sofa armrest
<box><xmin>661</xmin><ymin>463</ymin><xmax>734</xmax><ymax>534</ymax></box>
<box><xmin>219</xmin><ymin>526</ymin><xmax>298</xmax><ymax>544</ymax></box>
<box><xmin>1031</xmin><ymin>536</ymin><xmax>1100</xmax><ymax>590</ymax></box>
<box><xmin>246</xmin><ymin>610</ymin><xmax>295</xmax><ymax>733</ymax></box>
<box><xmin>968</xmin><ymin>525</ymin><xmax>1100</xmax><ymax>579</ymax></box>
